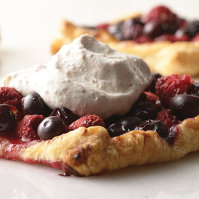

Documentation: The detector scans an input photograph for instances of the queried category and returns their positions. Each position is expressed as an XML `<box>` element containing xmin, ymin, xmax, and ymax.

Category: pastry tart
<box><xmin>1</xmin><ymin>35</ymin><xmax>199</xmax><ymax>176</ymax></box>
<box><xmin>51</xmin><ymin>5</ymin><xmax>199</xmax><ymax>77</ymax></box>
<box><xmin>1</xmin><ymin>73</ymin><xmax>199</xmax><ymax>176</ymax></box>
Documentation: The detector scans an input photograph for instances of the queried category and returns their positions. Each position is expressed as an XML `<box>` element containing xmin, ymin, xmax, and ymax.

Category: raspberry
<box><xmin>0</xmin><ymin>87</ymin><xmax>23</xmax><ymax>110</ymax></box>
<box><xmin>16</xmin><ymin>115</ymin><xmax>45</xmax><ymax>141</ymax></box>
<box><xmin>69</xmin><ymin>115</ymin><xmax>104</xmax><ymax>130</ymax></box>
<box><xmin>143</xmin><ymin>5</ymin><xmax>177</xmax><ymax>23</ymax></box>
<box><xmin>144</xmin><ymin>91</ymin><xmax>159</xmax><ymax>103</ymax></box>
<box><xmin>155</xmin><ymin>74</ymin><xmax>193</xmax><ymax>107</ymax></box>
<box><xmin>97</xmin><ymin>23</ymin><xmax>109</xmax><ymax>30</ymax></box>
<box><xmin>156</xmin><ymin>109</ymin><xmax>179</xmax><ymax>129</ymax></box>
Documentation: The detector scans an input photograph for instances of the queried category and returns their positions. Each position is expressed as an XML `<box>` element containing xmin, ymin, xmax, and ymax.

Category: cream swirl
<box><xmin>2</xmin><ymin>34</ymin><xmax>152</xmax><ymax>119</ymax></box>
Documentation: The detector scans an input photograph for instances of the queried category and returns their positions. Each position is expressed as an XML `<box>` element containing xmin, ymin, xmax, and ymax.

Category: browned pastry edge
<box><xmin>2</xmin><ymin>115</ymin><xmax>197</xmax><ymax>176</ymax></box>
<box><xmin>51</xmin><ymin>19</ymin><xmax>199</xmax><ymax>77</ymax></box>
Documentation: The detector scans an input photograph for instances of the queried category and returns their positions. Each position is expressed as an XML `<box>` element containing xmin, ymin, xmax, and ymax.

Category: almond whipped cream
<box><xmin>2</xmin><ymin>34</ymin><xmax>152</xmax><ymax>119</ymax></box>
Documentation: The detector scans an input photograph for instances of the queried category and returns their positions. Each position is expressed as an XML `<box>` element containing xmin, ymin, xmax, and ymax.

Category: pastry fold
<box><xmin>0</xmin><ymin>116</ymin><xmax>198</xmax><ymax>176</ymax></box>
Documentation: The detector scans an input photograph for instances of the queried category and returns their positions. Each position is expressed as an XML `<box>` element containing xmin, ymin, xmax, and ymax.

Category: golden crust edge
<box><xmin>19</xmin><ymin>115</ymin><xmax>199</xmax><ymax>176</ymax></box>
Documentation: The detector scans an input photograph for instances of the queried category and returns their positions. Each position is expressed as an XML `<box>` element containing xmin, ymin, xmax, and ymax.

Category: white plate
<box><xmin>1</xmin><ymin>152</ymin><xmax>199</xmax><ymax>199</ymax></box>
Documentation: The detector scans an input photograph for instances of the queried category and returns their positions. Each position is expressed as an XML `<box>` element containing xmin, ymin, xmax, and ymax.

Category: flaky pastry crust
<box><xmin>51</xmin><ymin>20</ymin><xmax>199</xmax><ymax>77</ymax></box>
<box><xmin>1</xmin><ymin>116</ymin><xmax>199</xmax><ymax>176</ymax></box>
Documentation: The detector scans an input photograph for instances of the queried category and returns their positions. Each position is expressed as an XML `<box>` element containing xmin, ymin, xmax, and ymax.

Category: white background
<box><xmin>0</xmin><ymin>0</ymin><xmax>199</xmax><ymax>199</ymax></box>
<box><xmin>1</xmin><ymin>0</ymin><xmax>199</xmax><ymax>76</ymax></box>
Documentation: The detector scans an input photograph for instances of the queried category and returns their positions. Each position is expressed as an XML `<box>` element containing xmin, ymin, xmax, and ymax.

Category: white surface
<box><xmin>1</xmin><ymin>153</ymin><xmax>199</xmax><ymax>199</ymax></box>
<box><xmin>1</xmin><ymin>0</ymin><xmax>199</xmax><ymax>77</ymax></box>
<box><xmin>0</xmin><ymin>0</ymin><xmax>199</xmax><ymax>198</ymax></box>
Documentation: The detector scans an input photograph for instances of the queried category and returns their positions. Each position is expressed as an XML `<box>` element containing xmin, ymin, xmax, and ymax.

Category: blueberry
<box><xmin>164</xmin><ymin>125</ymin><xmax>178</xmax><ymax>145</ymax></box>
<box><xmin>128</xmin><ymin>98</ymin><xmax>162</xmax><ymax>120</ymax></box>
<box><xmin>143</xmin><ymin>21</ymin><xmax>164</xmax><ymax>38</ymax></box>
<box><xmin>107</xmin><ymin>116</ymin><xmax>142</xmax><ymax>137</ymax></box>
<box><xmin>104</xmin><ymin>115</ymin><xmax>120</xmax><ymax>128</ymax></box>
<box><xmin>170</xmin><ymin>94</ymin><xmax>199</xmax><ymax>120</ymax></box>
<box><xmin>122</xmin><ymin>24</ymin><xmax>143</xmax><ymax>40</ymax></box>
<box><xmin>143</xmin><ymin>21</ymin><xmax>178</xmax><ymax>38</ymax></box>
<box><xmin>0</xmin><ymin>104</ymin><xmax>16</xmax><ymax>135</ymax></box>
<box><xmin>51</xmin><ymin>108</ymin><xmax>79</xmax><ymax>126</ymax></box>
<box><xmin>107</xmin><ymin>22</ymin><xmax>123</xmax><ymax>40</ymax></box>
<box><xmin>187</xmin><ymin>82</ymin><xmax>199</xmax><ymax>96</ymax></box>
<box><xmin>37</xmin><ymin>116</ymin><xmax>67</xmax><ymax>140</ymax></box>
<box><xmin>185</xmin><ymin>20</ymin><xmax>199</xmax><ymax>38</ymax></box>
<box><xmin>108</xmin><ymin>18</ymin><xmax>144</xmax><ymax>41</ymax></box>
<box><xmin>145</xmin><ymin>73</ymin><xmax>162</xmax><ymax>93</ymax></box>
<box><xmin>175</xmin><ymin>20</ymin><xmax>199</xmax><ymax>38</ymax></box>
<box><xmin>135</xmin><ymin>119</ymin><xmax>178</xmax><ymax>145</ymax></box>
<box><xmin>122</xmin><ymin>17</ymin><xmax>144</xmax><ymax>28</ymax></box>
<box><xmin>121</xmin><ymin>17</ymin><xmax>144</xmax><ymax>40</ymax></box>
<box><xmin>22</xmin><ymin>92</ymin><xmax>51</xmax><ymax>116</ymax></box>
<box><xmin>135</xmin><ymin>119</ymin><xmax>168</xmax><ymax>137</ymax></box>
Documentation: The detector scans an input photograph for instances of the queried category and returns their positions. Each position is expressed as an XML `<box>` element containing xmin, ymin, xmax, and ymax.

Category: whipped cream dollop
<box><xmin>2</xmin><ymin>34</ymin><xmax>152</xmax><ymax>119</ymax></box>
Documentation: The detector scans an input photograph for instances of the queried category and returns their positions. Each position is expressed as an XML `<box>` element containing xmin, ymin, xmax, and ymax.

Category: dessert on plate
<box><xmin>51</xmin><ymin>5</ymin><xmax>199</xmax><ymax>77</ymax></box>
<box><xmin>1</xmin><ymin>35</ymin><xmax>199</xmax><ymax>176</ymax></box>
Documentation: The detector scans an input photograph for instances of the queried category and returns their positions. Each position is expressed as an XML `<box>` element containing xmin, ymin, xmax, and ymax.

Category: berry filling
<box><xmin>96</xmin><ymin>5</ymin><xmax>199</xmax><ymax>43</ymax></box>
<box><xmin>1</xmin><ymin>74</ymin><xmax>199</xmax><ymax>170</ymax></box>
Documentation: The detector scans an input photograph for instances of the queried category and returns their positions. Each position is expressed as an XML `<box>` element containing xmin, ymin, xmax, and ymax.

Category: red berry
<box><xmin>155</xmin><ymin>74</ymin><xmax>193</xmax><ymax>107</ymax></box>
<box><xmin>16</xmin><ymin>115</ymin><xmax>45</xmax><ymax>141</ymax></box>
<box><xmin>69</xmin><ymin>115</ymin><xmax>104</xmax><ymax>130</ymax></box>
<box><xmin>0</xmin><ymin>87</ymin><xmax>23</xmax><ymax>110</ymax></box>
<box><xmin>156</xmin><ymin>109</ymin><xmax>179</xmax><ymax>129</ymax></box>
<box><xmin>143</xmin><ymin>5</ymin><xmax>177</xmax><ymax>23</ymax></box>
<box><xmin>97</xmin><ymin>23</ymin><xmax>109</xmax><ymax>30</ymax></box>
<box><xmin>144</xmin><ymin>91</ymin><xmax>159</xmax><ymax>103</ymax></box>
